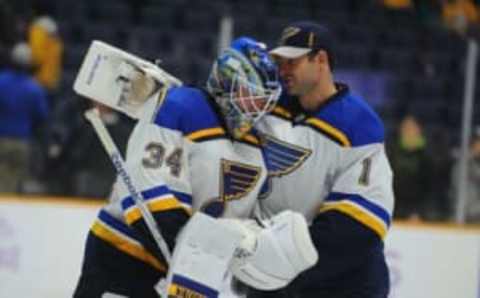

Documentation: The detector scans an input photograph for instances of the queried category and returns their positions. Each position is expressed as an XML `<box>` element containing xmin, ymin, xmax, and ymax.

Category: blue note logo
<box><xmin>259</xmin><ymin>134</ymin><xmax>311</xmax><ymax>199</ymax></box>
<box><xmin>220</xmin><ymin>159</ymin><xmax>262</xmax><ymax>201</ymax></box>
<box><xmin>261</xmin><ymin>134</ymin><xmax>311</xmax><ymax>177</ymax></box>
<box><xmin>201</xmin><ymin>159</ymin><xmax>262</xmax><ymax>217</ymax></box>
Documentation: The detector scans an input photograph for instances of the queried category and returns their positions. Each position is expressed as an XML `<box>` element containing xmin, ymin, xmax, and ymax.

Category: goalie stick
<box><xmin>84</xmin><ymin>108</ymin><xmax>172</xmax><ymax>264</ymax></box>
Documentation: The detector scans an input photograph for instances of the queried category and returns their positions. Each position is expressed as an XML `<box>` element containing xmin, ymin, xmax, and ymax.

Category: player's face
<box><xmin>227</xmin><ymin>79</ymin><xmax>280</xmax><ymax>138</ymax></box>
<box><xmin>275</xmin><ymin>53</ymin><xmax>320</xmax><ymax>96</ymax></box>
<box><xmin>235</xmin><ymin>85</ymin><xmax>268</xmax><ymax>113</ymax></box>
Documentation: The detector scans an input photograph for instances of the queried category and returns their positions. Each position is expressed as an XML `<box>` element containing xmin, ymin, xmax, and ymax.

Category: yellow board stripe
<box><xmin>91</xmin><ymin>221</ymin><xmax>166</xmax><ymax>272</ymax></box>
<box><xmin>319</xmin><ymin>202</ymin><xmax>387</xmax><ymax>239</ymax></box>
<box><xmin>125</xmin><ymin>196</ymin><xmax>190</xmax><ymax>224</ymax></box>
<box><xmin>187</xmin><ymin>127</ymin><xmax>226</xmax><ymax>141</ymax></box>
<box><xmin>305</xmin><ymin>118</ymin><xmax>351</xmax><ymax>147</ymax></box>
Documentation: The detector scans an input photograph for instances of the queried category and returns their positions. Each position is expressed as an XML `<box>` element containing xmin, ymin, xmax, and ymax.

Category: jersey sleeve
<box><xmin>110</xmin><ymin>93</ymin><xmax>194</xmax><ymax>264</ymax></box>
<box><xmin>321</xmin><ymin>143</ymin><xmax>393</xmax><ymax>239</ymax></box>
<box><xmin>306</xmin><ymin>143</ymin><xmax>394</xmax><ymax>281</ymax></box>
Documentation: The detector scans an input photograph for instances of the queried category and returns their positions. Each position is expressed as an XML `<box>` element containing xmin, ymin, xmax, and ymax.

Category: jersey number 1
<box><xmin>358</xmin><ymin>157</ymin><xmax>372</xmax><ymax>186</ymax></box>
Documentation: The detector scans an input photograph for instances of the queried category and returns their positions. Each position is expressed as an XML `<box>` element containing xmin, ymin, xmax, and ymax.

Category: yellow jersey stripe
<box><xmin>125</xmin><ymin>197</ymin><xmax>191</xmax><ymax>224</ymax></box>
<box><xmin>241</xmin><ymin>134</ymin><xmax>260</xmax><ymax>145</ymax></box>
<box><xmin>305</xmin><ymin>118</ymin><xmax>351</xmax><ymax>147</ymax></box>
<box><xmin>187</xmin><ymin>127</ymin><xmax>226</xmax><ymax>141</ymax></box>
<box><xmin>91</xmin><ymin>220</ymin><xmax>166</xmax><ymax>272</ymax></box>
<box><xmin>272</xmin><ymin>106</ymin><xmax>292</xmax><ymax>119</ymax></box>
<box><xmin>319</xmin><ymin>202</ymin><xmax>387</xmax><ymax>239</ymax></box>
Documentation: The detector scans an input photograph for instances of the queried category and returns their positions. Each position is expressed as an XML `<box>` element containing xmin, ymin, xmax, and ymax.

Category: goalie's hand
<box><xmin>226</xmin><ymin>211</ymin><xmax>319</xmax><ymax>290</ymax></box>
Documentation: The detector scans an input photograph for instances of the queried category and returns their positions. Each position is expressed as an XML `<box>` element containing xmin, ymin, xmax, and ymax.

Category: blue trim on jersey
<box><xmin>120</xmin><ymin>186</ymin><xmax>193</xmax><ymax>211</ymax></box>
<box><xmin>313</xmin><ymin>91</ymin><xmax>384</xmax><ymax>147</ymax></box>
<box><xmin>170</xmin><ymin>190</ymin><xmax>193</xmax><ymax>205</ymax></box>
<box><xmin>98</xmin><ymin>210</ymin><xmax>140</xmax><ymax>241</ymax></box>
<box><xmin>121</xmin><ymin>185</ymin><xmax>172</xmax><ymax>210</ymax></box>
<box><xmin>280</xmin><ymin>86</ymin><xmax>385</xmax><ymax>147</ymax></box>
<box><xmin>325</xmin><ymin>192</ymin><xmax>391</xmax><ymax>226</ymax></box>
<box><xmin>172</xmin><ymin>274</ymin><xmax>219</xmax><ymax>297</ymax></box>
<box><xmin>143</xmin><ymin>185</ymin><xmax>171</xmax><ymax>200</ymax></box>
<box><xmin>154</xmin><ymin>87</ymin><xmax>224</xmax><ymax>136</ymax></box>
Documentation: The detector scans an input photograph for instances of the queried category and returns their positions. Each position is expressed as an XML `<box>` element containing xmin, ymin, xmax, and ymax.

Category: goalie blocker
<box><xmin>73</xmin><ymin>40</ymin><xmax>182</xmax><ymax>119</ymax></box>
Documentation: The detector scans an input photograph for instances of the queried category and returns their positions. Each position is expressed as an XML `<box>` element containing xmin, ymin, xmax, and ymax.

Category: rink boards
<box><xmin>0</xmin><ymin>196</ymin><xmax>479</xmax><ymax>298</ymax></box>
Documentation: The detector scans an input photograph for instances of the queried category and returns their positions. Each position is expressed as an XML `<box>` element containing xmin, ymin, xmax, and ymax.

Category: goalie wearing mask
<box><xmin>73</xmin><ymin>37</ymin><xmax>317</xmax><ymax>298</ymax></box>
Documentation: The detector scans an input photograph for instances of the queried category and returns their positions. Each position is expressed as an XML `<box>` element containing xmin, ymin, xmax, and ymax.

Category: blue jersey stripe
<box><xmin>98</xmin><ymin>210</ymin><xmax>140</xmax><ymax>240</ymax></box>
<box><xmin>121</xmin><ymin>185</ymin><xmax>172</xmax><ymax>210</ymax></box>
<box><xmin>325</xmin><ymin>192</ymin><xmax>391</xmax><ymax>226</ymax></box>
<box><xmin>171</xmin><ymin>190</ymin><xmax>193</xmax><ymax>205</ymax></box>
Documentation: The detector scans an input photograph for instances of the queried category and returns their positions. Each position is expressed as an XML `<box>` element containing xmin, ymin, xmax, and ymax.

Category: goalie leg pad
<box><xmin>164</xmin><ymin>212</ymin><xmax>245</xmax><ymax>298</ymax></box>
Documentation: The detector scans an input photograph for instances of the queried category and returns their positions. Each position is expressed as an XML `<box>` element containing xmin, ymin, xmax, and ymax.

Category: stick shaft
<box><xmin>85</xmin><ymin>108</ymin><xmax>172</xmax><ymax>263</ymax></box>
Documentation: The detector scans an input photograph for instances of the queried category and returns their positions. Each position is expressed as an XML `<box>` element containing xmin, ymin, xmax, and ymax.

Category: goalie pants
<box><xmin>73</xmin><ymin>232</ymin><xmax>166</xmax><ymax>298</ymax></box>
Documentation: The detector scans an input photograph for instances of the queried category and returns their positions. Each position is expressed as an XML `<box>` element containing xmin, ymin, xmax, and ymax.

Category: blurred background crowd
<box><xmin>0</xmin><ymin>0</ymin><xmax>479</xmax><ymax>224</ymax></box>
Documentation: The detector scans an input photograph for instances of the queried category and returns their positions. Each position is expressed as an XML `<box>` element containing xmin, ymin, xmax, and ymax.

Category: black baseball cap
<box><xmin>269</xmin><ymin>21</ymin><xmax>335</xmax><ymax>60</ymax></box>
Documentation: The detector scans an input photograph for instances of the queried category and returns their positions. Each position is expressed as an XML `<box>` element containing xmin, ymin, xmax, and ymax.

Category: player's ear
<box><xmin>317</xmin><ymin>50</ymin><xmax>329</xmax><ymax>65</ymax></box>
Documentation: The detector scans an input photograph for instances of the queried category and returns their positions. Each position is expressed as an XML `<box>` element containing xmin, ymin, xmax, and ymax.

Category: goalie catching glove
<box><xmin>224</xmin><ymin>210</ymin><xmax>319</xmax><ymax>290</ymax></box>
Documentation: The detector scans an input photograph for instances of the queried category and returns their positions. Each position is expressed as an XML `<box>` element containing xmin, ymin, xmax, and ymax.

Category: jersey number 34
<box><xmin>142</xmin><ymin>142</ymin><xmax>183</xmax><ymax>177</ymax></box>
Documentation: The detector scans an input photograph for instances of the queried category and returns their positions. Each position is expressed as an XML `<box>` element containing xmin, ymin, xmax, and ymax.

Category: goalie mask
<box><xmin>207</xmin><ymin>37</ymin><xmax>282</xmax><ymax>138</ymax></box>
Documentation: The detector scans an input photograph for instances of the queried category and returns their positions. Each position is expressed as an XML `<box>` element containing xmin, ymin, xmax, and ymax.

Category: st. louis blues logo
<box><xmin>201</xmin><ymin>159</ymin><xmax>261</xmax><ymax>217</ymax></box>
<box><xmin>220</xmin><ymin>159</ymin><xmax>262</xmax><ymax>201</ymax></box>
<box><xmin>261</xmin><ymin>134</ymin><xmax>312</xmax><ymax>177</ymax></box>
<box><xmin>259</xmin><ymin>134</ymin><xmax>311</xmax><ymax>199</ymax></box>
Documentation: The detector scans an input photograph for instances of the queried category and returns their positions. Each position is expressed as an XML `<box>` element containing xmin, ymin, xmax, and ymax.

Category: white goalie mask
<box><xmin>207</xmin><ymin>37</ymin><xmax>282</xmax><ymax>138</ymax></box>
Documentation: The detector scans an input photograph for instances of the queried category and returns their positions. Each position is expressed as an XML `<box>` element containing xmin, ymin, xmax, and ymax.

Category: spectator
<box><xmin>388</xmin><ymin>115</ymin><xmax>434</xmax><ymax>220</ymax></box>
<box><xmin>0</xmin><ymin>43</ymin><xmax>49</xmax><ymax>193</ymax></box>
<box><xmin>28</xmin><ymin>15</ymin><xmax>63</xmax><ymax>101</ymax></box>
<box><xmin>441</xmin><ymin>0</ymin><xmax>479</xmax><ymax>35</ymax></box>
<box><xmin>428</xmin><ymin>126</ymin><xmax>454</xmax><ymax>220</ymax></box>
<box><xmin>450</xmin><ymin>129</ymin><xmax>480</xmax><ymax>222</ymax></box>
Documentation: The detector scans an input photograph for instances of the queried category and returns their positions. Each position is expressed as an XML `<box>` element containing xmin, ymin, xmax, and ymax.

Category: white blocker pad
<box><xmin>73</xmin><ymin>40</ymin><xmax>182</xmax><ymax>119</ymax></box>
<box><xmin>163</xmin><ymin>213</ymin><xmax>245</xmax><ymax>298</ymax></box>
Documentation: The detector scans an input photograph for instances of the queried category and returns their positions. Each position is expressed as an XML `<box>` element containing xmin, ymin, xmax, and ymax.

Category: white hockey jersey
<box><xmin>87</xmin><ymin>86</ymin><xmax>268</xmax><ymax>276</ymax></box>
<box><xmin>247</xmin><ymin>84</ymin><xmax>394</xmax><ymax>296</ymax></box>
<box><xmin>256</xmin><ymin>85</ymin><xmax>394</xmax><ymax>240</ymax></box>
